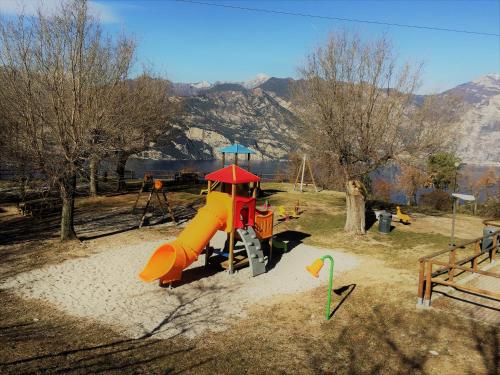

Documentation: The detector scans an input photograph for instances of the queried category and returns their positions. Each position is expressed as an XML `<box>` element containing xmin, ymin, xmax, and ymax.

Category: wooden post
<box><xmin>132</xmin><ymin>174</ymin><xmax>149</xmax><ymax>213</ymax></box>
<box><xmin>155</xmin><ymin>190</ymin><xmax>167</xmax><ymax>218</ymax></box>
<box><xmin>424</xmin><ymin>260</ymin><xmax>432</xmax><ymax>306</ymax></box>
<box><xmin>449</xmin><ymin>248</ymin><xmax>456</xmax><ymax>281</ymax></box>
<box><xmin>229</xmin><ymin>183</ymin><xmax>236</xmax><ymax>274</ymax></box>
<box><xmin>299</xmin><ymin>155</ymin><xmax>306</xmax><ymax>192</ymax></box>
<box><xmin>247</xmin><ymin>153</ymin><xmax>251</xmax><ymax>171</ymax></box>
<box><xmin>234</xmin><ymin>153</ymin><xmax>238</xmax><ymax>166</ymax></box>
<box><xmin>222</xmin><ymin>153</ymin><xmax>225</xmax><ymax>168</ymax></box>
<box><xmin>472</xmin><ymin>240</ymin><xmax>480</xmax><ymax>271</ymax></box>
<box><xmin>293</xmin><ymin>162</ymin><xmax>301</xmax><ymax>191</ymax></box>
<box><xmin>417</xmin><ymin>260</ymin><xmax>425</xmax><ymax>304</ymax></box>
<box><xmin>491</xmin><ymin>234</ymin><xmax>497</xmax><ymax>263</ymax></box>
<box><xmin>306</xmin><ymin>158</ymin><xmax>318</xmax><ymax>192</ymax></box>
<box><xmin>161</xmin><ymin>191</ymin><xmax>176</xmax><ymax>223</ymax></box>
<box><xmin>139</xmin><ymin>189</ymin><xmax>154</xmax><ymax>228</ymax></box>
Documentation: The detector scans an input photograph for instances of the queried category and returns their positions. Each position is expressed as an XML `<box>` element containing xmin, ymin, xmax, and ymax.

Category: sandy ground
<box><xmin>0</xmin><ymin>230</ymin><xmax>359</xmax><ymax>340</ymax></box>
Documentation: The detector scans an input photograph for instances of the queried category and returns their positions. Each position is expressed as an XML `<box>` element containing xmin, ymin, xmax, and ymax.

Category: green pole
<box><xmin>320</xmin><ymin>255</ymin><xmax>334</xmax><ymax>320</ymax></box>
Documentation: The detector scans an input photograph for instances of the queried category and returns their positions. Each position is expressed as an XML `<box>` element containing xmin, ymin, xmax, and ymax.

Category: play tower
<box><xmin>139</xmin><ymin>164</ymin><xmax>274</xmax><ymax>285</ymax></box>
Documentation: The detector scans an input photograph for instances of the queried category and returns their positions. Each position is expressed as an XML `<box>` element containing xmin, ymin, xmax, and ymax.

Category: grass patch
<box><xmin>259</xmin><ymin>183</ymin><xmax>469</xmax><ymax>271</ymax></box>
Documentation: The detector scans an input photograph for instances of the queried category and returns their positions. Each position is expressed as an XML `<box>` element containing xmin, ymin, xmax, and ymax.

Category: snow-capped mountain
<box><xmin>171</xmin><ymin>74</ymin><xmax>270</xmax><ymax>96</ymax></box>
<box><xmin>157</xmin><ymin>73</ymin><xmax>499</xmax><ymax>164</ymax></box>
<box><xmin>242</xmin><ymin>73</ymin><xmax>270</xmax><ymax>89</ymax></box>
<box><xmin>191</xmin><ymin>81</ymin><xmax>211</xmax><ymax>89</ymax></box>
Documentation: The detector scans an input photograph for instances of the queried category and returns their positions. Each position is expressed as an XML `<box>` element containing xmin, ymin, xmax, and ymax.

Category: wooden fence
<box><xmin>417</xmin><ymin>220</ymin><xmax>500</xmax><ymax>307</ymax></box>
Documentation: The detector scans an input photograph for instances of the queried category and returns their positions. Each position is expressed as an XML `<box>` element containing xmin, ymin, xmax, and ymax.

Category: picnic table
<box><xmin>18</xmin><ymin>197</ymin><xmax>62</xmax><ymax>217</ymax></box>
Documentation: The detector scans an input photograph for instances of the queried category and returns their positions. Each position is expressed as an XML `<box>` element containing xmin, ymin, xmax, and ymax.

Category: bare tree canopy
<box><xmin>109</xmin><ymin>74</ymin><xmax>179</xmax><ymax>191</ymax></box>
<box><xmin>294</xmin><ymin>31</ymin><xmax>459</xmax><ymax>234</ymax></box>
<box><xmin>0</xmin><ymin>0</ymin><xmax>174</xmax><ymax>240</ymax></box>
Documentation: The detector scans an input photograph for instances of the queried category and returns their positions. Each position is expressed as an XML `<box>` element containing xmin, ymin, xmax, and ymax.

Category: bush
<box><xmin>477</xmin><ymin>198</ymin><xmax>500</xmax><ymax>218</ymax></box>
<box><xmin>373</xmin><ymin>179</ymin><xmax>392</xmax><ymax>202</ymax></box>
<box><xmin>419</xmin><ymin>189</ymin><xmax>452</xmax><ymax>211</ymax></box>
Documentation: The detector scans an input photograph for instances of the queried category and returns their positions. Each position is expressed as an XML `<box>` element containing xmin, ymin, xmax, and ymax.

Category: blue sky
<box><xmin>1</xmin><ymin>0</ymin><xmax>499</xmax><ymax>93</ymax></box>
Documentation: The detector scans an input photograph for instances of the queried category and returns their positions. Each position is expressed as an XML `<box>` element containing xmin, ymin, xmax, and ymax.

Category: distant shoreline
<box><xmin>130</xmin><ymin>156</ymin><xmax>497</xmax><ymax>167</ymax></box>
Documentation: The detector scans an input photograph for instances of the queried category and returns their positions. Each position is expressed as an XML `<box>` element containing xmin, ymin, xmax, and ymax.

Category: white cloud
<box><xmin>0</xmin><ymin>0</ymin><xmax>120</xmax><ymax>23</ymax></box>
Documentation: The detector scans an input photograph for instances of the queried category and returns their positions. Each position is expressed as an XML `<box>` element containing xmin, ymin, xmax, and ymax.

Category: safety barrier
<box><xmin>417</xmin><ymin>220</ymin><xmax>499</xmax><ymax>307</ymax></box>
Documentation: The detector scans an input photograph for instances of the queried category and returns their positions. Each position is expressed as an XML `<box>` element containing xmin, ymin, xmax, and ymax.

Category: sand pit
<box><xmin>1</xmin><ymin>232</ymin><xmax>359</xmax><ymax>339</ymax></box>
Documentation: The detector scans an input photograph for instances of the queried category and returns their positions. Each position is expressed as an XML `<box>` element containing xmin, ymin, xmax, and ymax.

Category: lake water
<box><xmin>2</xmin><ymin>158</ymin><xmax>497</xmax><ymax>205</ymax></box>
<box><xmin>125</xmin><ymin>158</ymin><xmax>289</xmax><ymax>178</ymax></box>
<box><xmin>125</xmin><ymin>159</ymin><xmax>498</xmax><ymax>204</ymax></box>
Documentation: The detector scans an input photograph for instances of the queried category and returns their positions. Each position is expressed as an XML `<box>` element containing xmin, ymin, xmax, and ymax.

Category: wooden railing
<box><xmin>417</xmin><ymin>220</ymin><xmax>500</xmax><ymax>307</ymax></box>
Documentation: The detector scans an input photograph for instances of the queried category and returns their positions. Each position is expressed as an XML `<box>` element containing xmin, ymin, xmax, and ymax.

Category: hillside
<box><xmin>444</xmin><ymin>74</ymin><xmax>500</xmax><ymax>164</ymax></box>
<box><xmin>138</xmin><ymin>83</ymin><xmax>302</xmax><ymax>160</ymax></box>
<box><xmin>141</xmin><ymin>74</ymin><xmax>499</xmax><ymax>164</ymax></box>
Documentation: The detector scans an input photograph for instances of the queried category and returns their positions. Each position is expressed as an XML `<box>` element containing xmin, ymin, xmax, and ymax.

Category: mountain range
<box><xmin>137</xmin><ymin>73</ymin><xmax>500</xmax><ymax>164</ymax></box>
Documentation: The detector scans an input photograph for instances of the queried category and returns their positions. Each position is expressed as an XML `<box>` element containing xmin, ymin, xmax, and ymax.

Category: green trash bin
<box><xmin>378</xmin><ymin>212</ymin><xmax>392</xmax><ymax>234</ymax></box>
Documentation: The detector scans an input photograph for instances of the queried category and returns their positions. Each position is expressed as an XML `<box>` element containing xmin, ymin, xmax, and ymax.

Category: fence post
<box><xmin>473</xmin><ymin>240</ymin><xmax>480</xmax><ymax>271</ymax></box>
<box><xmin>423</xmin><ymin>260</ymin><xmax>432</xmax><ymax>307</ymax></box>
<box><xmin>491</xmin><ymin>234</ymin><xmax>498</xmax><ymax>264</ymax></box>
<box><xmin>417</xmin><ymin>260</ymin><xmax>425</xmax><ymax>305</ymax></box>
<box><xmin>449</xmin><ymin>248</ymin><xmax>456</xmax><ymax>281</ymax></box>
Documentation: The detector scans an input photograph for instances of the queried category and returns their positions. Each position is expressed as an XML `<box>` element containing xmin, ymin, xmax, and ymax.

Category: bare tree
<box><xmin>294</xmin><ymin>31</ymin><xmax>458</xmax><ymax>234</ymax></box>
<box><xmin>373</xmin><ymin>178</ymin><xmax>393</xmax><ymax>203</ymax></box>
<box><xmin>396</xmin><ymin>164</ymin><xmax>429</xmax><ymax>206</ymax></box>
<box><xmin>0</xmin><ymin>1</ymin><xmax>134</xmax><ymax>240</ymax></box>
<box><xmin>108</xmin><ymin>74</ymin><xmax>178</xmax><ymax>191</ymax></box>
<box><xmin>462</xmin><ymin>166</ymin><xmax>498</xmax><ymax>214</ymax></box>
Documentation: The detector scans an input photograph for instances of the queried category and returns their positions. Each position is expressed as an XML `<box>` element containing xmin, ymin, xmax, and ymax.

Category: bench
<box><xmin>18</xmin><ymin>197</ymin><xmax>62</xmax><ymax>217</ymax></box>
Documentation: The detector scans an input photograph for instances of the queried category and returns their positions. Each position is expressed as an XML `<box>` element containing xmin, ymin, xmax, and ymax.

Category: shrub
<box><xmin>373</xmin><ymin>179</ymin><xmax>392</xmax><ymax>202</ymax></box>
<box><xmin>477</xmin><ymin>198</ymin><xmax>500</xmax><ymax>218</ymax></box>
<box><xmin>419</xmin><ymin>189</ymin><xmax>452</xmax><ymax>211</ymax></box>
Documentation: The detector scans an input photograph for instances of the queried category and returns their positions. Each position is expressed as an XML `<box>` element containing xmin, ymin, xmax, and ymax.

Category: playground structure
<box><xmin>277</xmin><ymin>201</ymin><xmax>300</xmax><ymax>221</ymax></box>
<box><xmin>306</xmin><ymin>255</ymin><xmax>335</xmax><ymax>320</ymax></box>
<box><xmin>293</xmin><ymin>154</ymin><xmax>318</xmax><ymax>192</ymax></box>
<box><xmin>139</xmin><ymin>164</ymin><xmax>274</xmax><ymax>285</ymax></box>
<box><xmin>201</xmin><ymin>143</ymin><xmax>256</xmax><ymax>196</ymax></box>
<box><xmin>132</xmin><ymin>172</ymin><xmax>176</xmax><ymax>228</ymax></box>
<box><xmin>395</xmin><ymin>206</ymin><xmax>411</xmax><ymax>224</ymax></box>
<box><xmin>417</xmin><ymin>220</ymin><xmax>499</xmax><ymax>308</ymax></box>
<box><xmin>219</xmin><ymin>143</ymin><xmax>255</xmax><ymax>169</ymax></box>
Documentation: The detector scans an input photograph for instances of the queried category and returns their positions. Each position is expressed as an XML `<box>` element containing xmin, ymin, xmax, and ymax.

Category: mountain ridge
<box><xmin>141</xmin><ymin>74</ymin><xmax>499</xmax><ymax>164</ymax></box>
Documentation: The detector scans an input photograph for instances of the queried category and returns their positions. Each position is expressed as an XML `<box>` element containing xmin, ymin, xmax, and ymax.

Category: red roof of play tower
<box><xmin>205</xmin><ymin>164</ymin><xmax>260</xmax><ymax>184</ymax></box>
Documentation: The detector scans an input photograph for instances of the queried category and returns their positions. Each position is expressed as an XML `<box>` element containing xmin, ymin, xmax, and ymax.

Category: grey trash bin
<box><xmin>378</xmin><ymin>212</ymin><xmax>392</xmax><ymax>234</ymax></box>
<box><xmin>482</xmin><ymin>226</ymin><xmax>498</xmax><ymax>251</ymax></box>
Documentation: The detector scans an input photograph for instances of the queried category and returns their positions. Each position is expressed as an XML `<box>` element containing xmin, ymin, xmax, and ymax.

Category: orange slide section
<box><xmin>139</xmin><ymin>191</ymin><xmax>233</xmax><ymax>283</ymax></box>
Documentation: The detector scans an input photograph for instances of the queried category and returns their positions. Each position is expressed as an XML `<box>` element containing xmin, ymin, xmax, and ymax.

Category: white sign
<box><xmin>452</xmin><ymin>193</ymin><xmax>476</xmax><ymax>201</ymax></box>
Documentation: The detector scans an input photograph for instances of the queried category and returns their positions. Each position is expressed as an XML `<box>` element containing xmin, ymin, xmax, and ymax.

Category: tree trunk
<box><xmin>60</xmin><ymin>172</ymin><xmax>77</xmax><ymax>241</ymax></box>
<box><xmin>344</xmin><ymin>179</ymin><xmax>366</xmax><ymax>234</ymax></box>
<box><xmin>89</xmin><ymin>156</ymin><xmax>99</xmax><ymax>197</ymax></box>
<box><xmin>115</xmin><ymin>152</ymin><xmax>129</xmax><ymax>192</ymax></box>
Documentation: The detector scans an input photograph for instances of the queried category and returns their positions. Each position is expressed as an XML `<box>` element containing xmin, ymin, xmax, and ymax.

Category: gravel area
<box><xmin>1</xmin><ymin>231</ymin><xmax>359</xmax><ymax>339</ymax></box>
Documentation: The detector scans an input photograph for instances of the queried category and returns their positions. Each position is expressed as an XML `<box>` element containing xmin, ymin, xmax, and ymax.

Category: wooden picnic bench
<box><xmin>18</xmin><ymin>197</ymin><xmax>62</xmax><ymax>217</ymax></box>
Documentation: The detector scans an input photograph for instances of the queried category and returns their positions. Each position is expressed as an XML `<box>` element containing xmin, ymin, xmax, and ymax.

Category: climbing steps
<box><xmin>237</xmin><ymin>227</ymin><xmax>266</xmax><ymax>277</ymax></box>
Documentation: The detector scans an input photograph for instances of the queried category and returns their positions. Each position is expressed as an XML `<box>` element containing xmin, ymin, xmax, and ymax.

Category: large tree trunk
<box><xmin>89</xmin><ymin>156</ymin><xmax>99</xmax><ymax>197</ymax></box>
<box><xmin>60</xmin><ymin>172</ymin><xmax>77</xmax><ymax>241</ymax></box>
<box><xmin>344</xmin><ymin>179</ymin><xmax>366</xmax><ymax>234</ymax></box>
<box><xmin>115</xmin><ymin>152</ymin><xmax>129</xmax><ymax>192</ymax></box>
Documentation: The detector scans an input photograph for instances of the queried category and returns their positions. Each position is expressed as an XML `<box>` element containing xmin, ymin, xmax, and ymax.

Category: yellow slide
<box><xmin>139</xmin><ymin>192</ymin><xmax>233</xmax><ymax>283</ymax></box>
